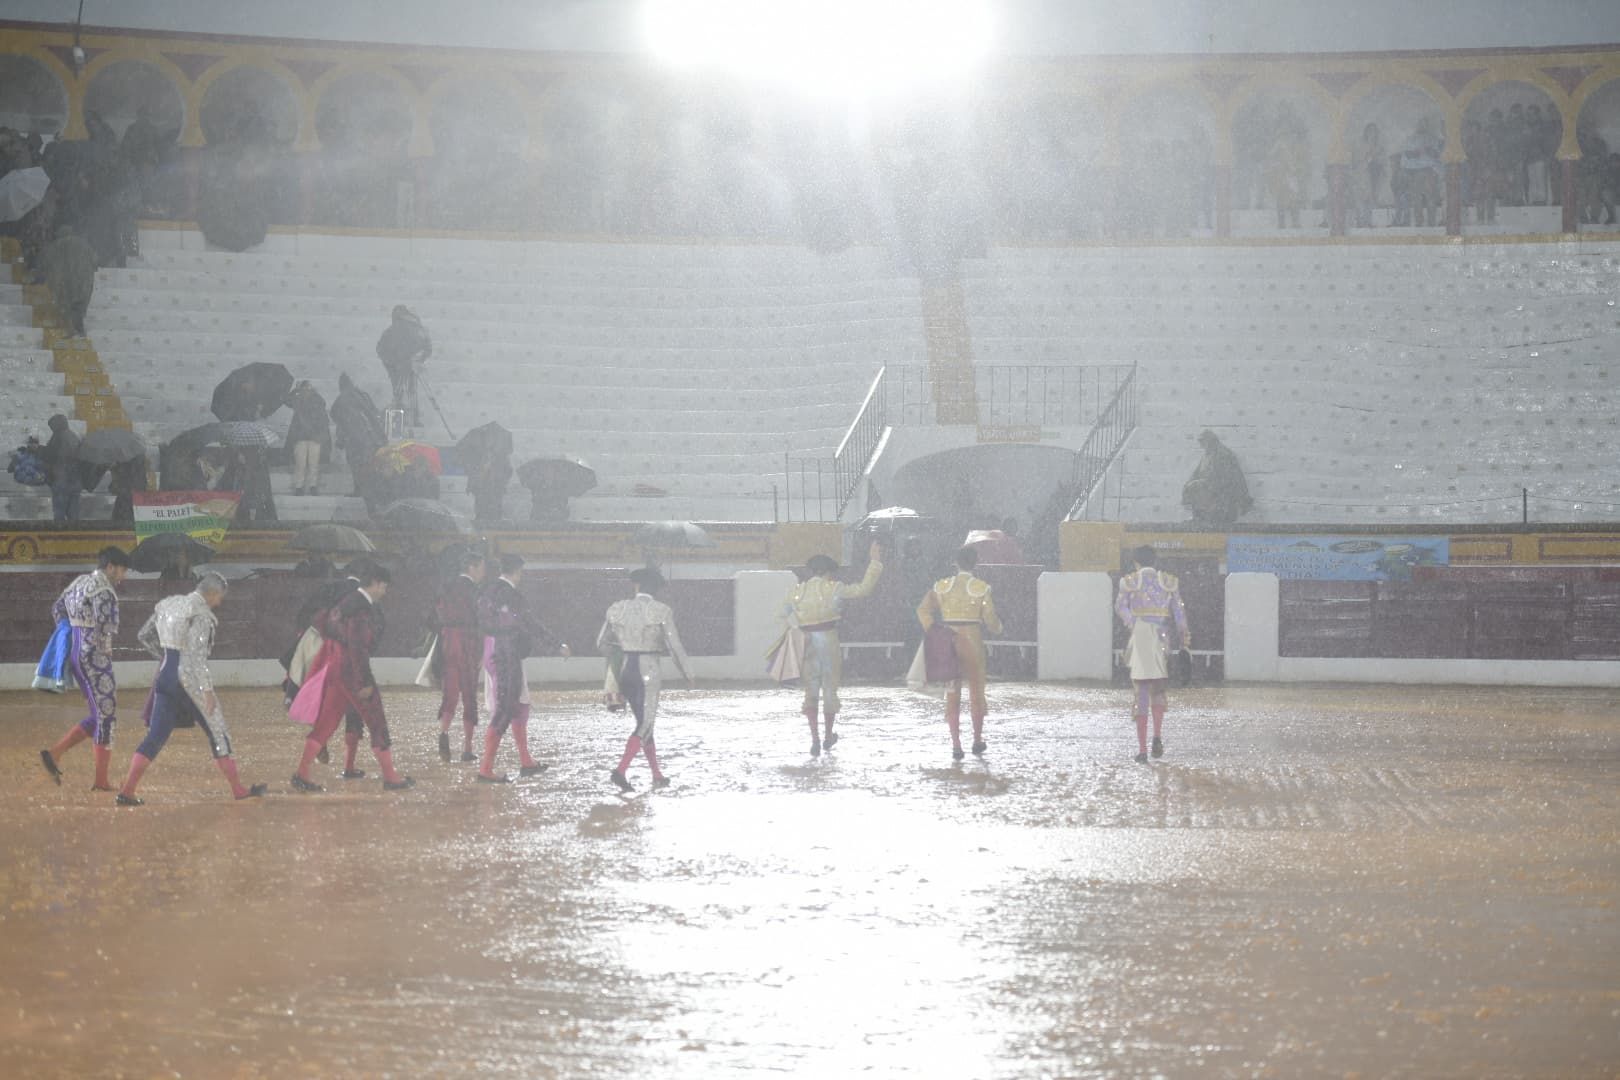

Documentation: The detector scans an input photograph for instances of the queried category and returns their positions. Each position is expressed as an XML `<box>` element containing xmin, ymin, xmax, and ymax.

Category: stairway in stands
<box><xmin>0</xmin><ymin>236</ymin><xmax>134</xmax><ymax>521</ymax></box>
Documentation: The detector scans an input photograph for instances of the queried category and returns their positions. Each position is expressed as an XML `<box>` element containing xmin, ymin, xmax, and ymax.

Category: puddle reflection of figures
<box><xmin>911</xmin><ymin>546</ymin><xmax>1004</xmax><ymax>761</ymax></box>
<box><xmin>1114</xmin><ymin>546</ymin><xmax>1190</xmax><ymax>763</ymax></box>
<box><xmin>599</xmin><ymin>567</ymin><xmax>693</xmax><ymax>793</ymax></box>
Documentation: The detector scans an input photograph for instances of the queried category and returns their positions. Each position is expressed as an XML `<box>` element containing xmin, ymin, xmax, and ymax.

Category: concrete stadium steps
<box><xmin>962</xmin><ymin>242</ymin><xmax>1620</xmax><ymax>525</ymax></box>
<box><xmin>63</xmin><ymin>230</ymin><xmax>921</xmax><ymax>522</ymax></box>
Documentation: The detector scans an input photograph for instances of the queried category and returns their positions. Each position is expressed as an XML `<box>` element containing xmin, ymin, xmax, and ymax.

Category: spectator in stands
<box><xmin>107</xmin><ymin>456</ymin><xmax>147</xmax><ymax>524</ymax></box>
<box><xmin>1394</xmin><ymin>118</ymin><xmax>1444</xmax><ymax>227</ymax></box>
<box><xmin>1576</xmin><ymin>124</ymin><xmax>1617</xmax><ymax>225</ymax></box>
<box><xmin>41</xmin><ymin>224</ymin><xmax>97</xmax><ymax>337</ymax></box>
<box><xmin>1526</xmin><ymin>104</ymin><xmax>1554</xmax><ymax>205</ymax></box>
<box><xmin>1350</xmin><ymin>122</ymin><xmax>1385</xmax><ymax>228</ymax></box>
<box><xmin>1463</xmin><ymin>118</ymin><xmax>1495</xmax><ymax>225</ymax></box>
<box><xmin>1181</xmin><ymin>429</ymin><xmax>1253</xmax><ymax>527</ymax></box>
<box><xmin>225</xmin><ymin>447</ymin><xmax>276</xmax><ymax>524</ymax></box>
<box><xmin>376</xmin><ymin>305</ymin><xmax>432</xmax><ymax>429</ymax></box>
<box><xmin>469</xmin><ymin>447</ymin><xmax>512</xmax><ymax>523</ymax></box>
<box><xmin>331</xmin><ymin>373</ymin><xmax>385</xmax><ymax>497</ymax></box>
<box><xmin>1264</xmin><ymin>121</ymin><xmax>1309</xmax><ymax>229</ymax></box>
<box><xmin>7</xmin><ymin>435</ymin><xmax>47</xmax><ymax>488</ymax></box>
<box><xmin>42</xmin><ymin>413</ymin><xmax>82</xmax><ymax>523</ymax></box>
<box><xmin>284</xmin><ymin>380</ymin><xmax>331</xmax><ymax>497</ymax></box>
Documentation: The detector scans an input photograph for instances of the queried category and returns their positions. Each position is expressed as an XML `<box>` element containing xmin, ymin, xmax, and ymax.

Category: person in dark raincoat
<box><xmin>42</xmin><ymin>413</ymin><xmax>82</xmax><ymax>522</ymax></box>
<box><xmin>224</xmin><ymin>447</ymin><xmax>276</xmax><ymax>525</ymax></box>
<box><xmin>331</xmin><ymin>373</ymin><xmax>385</xmax><ymax>497</ymax></box>
<box><xmin>1181</xmin><ymin>429</ymin><xmax>1254</xmax><ymax>528</ymax></box>
<box><xmin>284</xmin><ymin>380</ymin><xmax>331</xmax><ymax>496</ymax></box>
<box><xmin>107</xmin><ymin>456</ymin><xmax>148</xmax><ymax>524</ymax></box>
<box><xmin>41</xmin><ymin>224</ymin><xmax>97</xmax><ymax>336</ymax></box>
<box><xmin>376</xmin><ymin>306</ymin><xmax>431</xmax><ymax>428</ymax></box>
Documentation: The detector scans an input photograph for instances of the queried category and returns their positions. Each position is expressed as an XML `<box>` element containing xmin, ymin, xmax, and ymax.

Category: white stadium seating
<box><xmin>960</xmin><ymin>243</ymin><xmax>1620</xmax><ymax>524</ymax></box>
<box><xmin>79</xmin><ymin>232</ymin><xmax>925</xmax><ymax>523</ymax></box>
<box><xmin>4</xmin><ymin>232</ymin><xmax>1616</xmax><ymax>527</ymax></box>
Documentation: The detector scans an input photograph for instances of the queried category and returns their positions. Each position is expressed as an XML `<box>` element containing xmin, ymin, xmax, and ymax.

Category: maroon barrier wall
<box><xmin>0</xmin><ymin>571</ymin><xmax>734</xmax><ymax>664</ymax></box>
<box><xmin>1280</xmin><ymin>567</ymin><xmax>1620</xmax><ymax>660</ymax></box>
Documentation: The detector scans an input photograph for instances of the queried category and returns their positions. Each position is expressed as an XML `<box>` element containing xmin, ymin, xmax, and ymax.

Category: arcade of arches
<box><xmin>2</xmin><ymin>21</ymin><xmax>1620</xmax><ymax>241</ymax></box>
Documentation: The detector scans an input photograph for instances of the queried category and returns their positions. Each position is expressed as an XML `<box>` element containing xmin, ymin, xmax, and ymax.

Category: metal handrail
<box><xmin>1066</xmin><ymin>363</ymin><xmax>1139</xmax><ymax>520</ymax></box>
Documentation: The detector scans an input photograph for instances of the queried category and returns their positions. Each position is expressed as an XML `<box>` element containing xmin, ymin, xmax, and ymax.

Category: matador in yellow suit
<box><xmin>916</xmin><ymin>546</ymin><xmax>1003</xmax><ymax>759</ymax></box>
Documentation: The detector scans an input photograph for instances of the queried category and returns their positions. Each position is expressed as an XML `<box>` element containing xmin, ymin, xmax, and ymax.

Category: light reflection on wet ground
<box><xmin>0</xmin><ymin>681</ymin><xmax>1616</xmax><ymax>1078</ymax></box>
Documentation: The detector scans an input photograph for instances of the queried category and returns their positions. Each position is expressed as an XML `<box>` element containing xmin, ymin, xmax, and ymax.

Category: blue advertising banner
<box><xmin>1226</xmin><ymin>535</ymin><xmax>1449</xmax><ymax>581</ymax></box>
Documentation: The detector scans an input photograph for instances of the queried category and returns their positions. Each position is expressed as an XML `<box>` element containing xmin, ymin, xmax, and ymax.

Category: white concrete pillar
<box><xmin>1224</xmin><ymin>572</ymin><xmax>1281</xmax><ymax>681</ymax></box>
<box><xmin>728</xmin><ymin>570</ymin><xmax>799</xmax><ymax>680</ymax></box>
<box><xmin>1037</xmin><ymin>571</ymin><xmax>1115</xmax><ymax>681</ymax></box>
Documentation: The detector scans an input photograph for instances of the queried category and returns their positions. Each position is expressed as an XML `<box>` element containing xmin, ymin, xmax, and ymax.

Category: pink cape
<box><xmin>287</xmin><ymin>660</ymin><xmax>331</xmax><ymax>726</ymax></box>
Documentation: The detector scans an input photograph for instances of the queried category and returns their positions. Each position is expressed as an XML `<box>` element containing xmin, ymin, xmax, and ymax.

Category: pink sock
<box><xmin>1151</xmin><ymin>700</ymin><xmax>1166</xmax><ymax>738</ymax></box>
<box><xmin>642</xmin><ymin>738</ymin><xmax>663</xmax><ymax>781</ymax></box>
<box><xmin>617</xmin><ymin>736</ymin><xmax>641</xmax><ymax>774</ymax></box>
<box><xmin>945</xmin><ymin>694</ymin><xmax>962</xmax><ymax>750</ymax></box>
<box><xmin>462</xmin><ymin>719</ymin><xmax>477</xmax><ymax>753</ymax></box>
<box><xmin>512</xmin><ymin>721</ymin><xmax>535</xmax><ymax>769</ymax></box>
<box><xmin>296</xmin><ymin>737</ymin><xmax>322</xmax><ymax>780</ymax></box>
<box><xmin>373</xmin><ymin>747</ymin><xmax>403</xmax><ymax>784</ymax></box>
<box><xmin>215</xmin><ymin>756</ymin><xmax>246</xmax><ymax>797</ymax></box>
<box><xmin>1134</xmin><ymin>714</ymin><xmax>1149</xmax><ymax>754</ymax></box>
<box><xmin>120</xmin><ymin>752</ymin><xmax>152</xmax><ymax>798</ymax></box>
<box><xmin>343</xmin><ymin>732</ymin><xmax>361</xmax><ymax>772</ymax></box>
<box><xmin>804</xmin><ymin>707</ymin><xmax>819</xmax><ymax>743</ymax></box>
<box><xmin>480</xmin><ymin>724</ymin><xmax>501</xmax><ymax>777</ymax></box>
<box><xmin>92</xmin><ymin>745</ymin><xmax>112</xmax><ymax>789</ymax></box>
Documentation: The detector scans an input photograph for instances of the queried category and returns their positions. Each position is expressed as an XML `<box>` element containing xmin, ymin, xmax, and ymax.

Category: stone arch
<box><xmin>532</xmin><ymin>76</ymin><xmax>642</xmax><ymax>232</ymax></box>
<box><xmin>1575</xmin><ymin>74</ymin><xmax>1620</xmax><ymax>152</ymax></box>
<box><xmin>82</xmin><ymin>56</ymin><xmax>187</xmax><ymax>142</ymax></box>
<box><xmin>1229</xmin><ymin>85</ymin><xmax>1336</xmax><ymax>220</ymax></box>
<box><xmin>424</xmin><ymin>74</ymin><xmax>531</xmax><ymax>159</ymax></box>
<box><xmin>1459</xmin><ymin>79</ymin><xmax>1565</xmax><ymax>208</ymax></box>
<box><xmin>422</xmin><ymin>74</ymin><xmax>534</xmax><ymax>228</ymax></box>
<box><xmin>194</xmin><ymin>56</ymin><xmax>308</xmax><ymax>147</ymax></box>
<box><xmin>311</xmin><ymin>64</ymin><xmax>422</xmax><ymax>155</ymax></box>
<box><xmin>1113</xmin><ymin>78</ymin><xmax>1221</xmax><ymax>237</ymax></box>
<box><xmin>983</xmin><ymin>89</ymin><xmax>1109</xmax><ymax>240</ymax></box>
<box><xmin>1338</xmin><ymin>74</ymin><xmax>1457</xmax><ymax>160</ymax></box>
<box><xmin>1340</xmin><ymin>80</ymin><xmax>1451</xmax><ymax>226</ymax></box>
<box><xmin>0</xmin><ymin>52</ymin><xmax>70</xmax><ymax>135</ymax></box>
<box><xmin>1226</xmin><ymin>71</ymin><xmax>1343</xmax><ymax>158</ymax></box>
<box><xmin>198</xmin><ymin>62</ymin><xmax>302</xmax><ymax>146</ymax></box>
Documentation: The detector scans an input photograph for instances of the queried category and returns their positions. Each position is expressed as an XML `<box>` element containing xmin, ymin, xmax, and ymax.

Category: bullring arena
<box><xmin>0</xmin><ymin>3</ymin><xmax>1618</xmax><ymax>1077</ymax></box>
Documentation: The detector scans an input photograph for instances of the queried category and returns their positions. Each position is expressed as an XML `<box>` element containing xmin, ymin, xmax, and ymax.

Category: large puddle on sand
<box><xmin>0</xmin><ymin>681</ymin><xmax>1616</xmax><ymax>1077</ymax></box>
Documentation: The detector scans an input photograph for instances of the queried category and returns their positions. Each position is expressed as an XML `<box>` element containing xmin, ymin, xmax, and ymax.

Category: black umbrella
<box><xmin>167</xmin><ymin>423</ymin><xmax>228</xmax><ymax>453</ymax></box>
<box><xmin>517</xmin><ymin>455</ymin><xmax>597</xmax><ymax>497</ymax></box>
<box><xmin>211</xmin><ymin>362</ymin><xmax>294</xmax><ymax>422</ymax></box>
<box><xmin>455</xmin><ymin>422</ymin><xmax>513</xmax><ymax>466</ymax></box>
<box><xmin>289</xmin><ymin>523</ymin><xmax>377</xmax><ymax>554</ymax></box>
<box><xmin>378</xmin><ymin>498</ymin><xmax>473</xmax><ymax>535</ymax></box>
<box><xmin>129</xmin><ymin>533</ymin><xmax>214</xmax><ymax>574</ymax></box>
<box><xmin>77</xmin><ymin>428</ymin><xmax>146</xmax><ymax>467</ymax></box>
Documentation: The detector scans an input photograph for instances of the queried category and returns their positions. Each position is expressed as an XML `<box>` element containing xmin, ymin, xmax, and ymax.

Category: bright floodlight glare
<box><xmin>641</xmin><ymin>0</ymin><xmax>994</xmax><ymax>99</ymax></box>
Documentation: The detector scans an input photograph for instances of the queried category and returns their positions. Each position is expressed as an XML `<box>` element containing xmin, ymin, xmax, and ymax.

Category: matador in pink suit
<box><xmin>1114</xmin><ymin>545</ymin><xmax>1190</xmax><ymax>763</ymax></box>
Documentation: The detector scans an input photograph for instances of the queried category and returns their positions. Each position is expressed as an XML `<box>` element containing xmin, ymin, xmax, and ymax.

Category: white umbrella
<box><xmin>0</xmin><ymin>167</ymin><xmax>49</xmax><ymax>223</ymax></box>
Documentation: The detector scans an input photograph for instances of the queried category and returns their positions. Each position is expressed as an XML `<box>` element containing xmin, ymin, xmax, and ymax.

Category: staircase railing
<box><xmin>783</xmin><ymin>366</ymin><xmax>887</xmax><ymax>522</ymax></box>
<box><xmin>1065</xmin><ymin>363</ymin><xmax>1139</xmax><ymax>521</ymax></box>
<box><xmin>784</xmin><ymin>362</ymin><xmax>1138</xmax><ymax>523</ymax></box>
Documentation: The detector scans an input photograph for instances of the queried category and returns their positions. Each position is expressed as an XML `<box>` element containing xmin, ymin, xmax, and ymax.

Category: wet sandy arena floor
<box><xmin>0</xmin><ymin>680</ymin><xmax>1616</xmax><ymax>1079</ymax></box>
